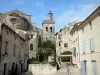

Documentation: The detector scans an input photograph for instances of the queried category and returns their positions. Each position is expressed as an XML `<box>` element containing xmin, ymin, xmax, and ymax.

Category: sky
<box><xmin>0</xmin><ymin>0</ymin><xmax>100</xmax><ymax>32</ymax></box>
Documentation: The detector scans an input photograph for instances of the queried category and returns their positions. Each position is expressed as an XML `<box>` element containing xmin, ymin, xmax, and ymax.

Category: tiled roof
<box><xmin>42</xmin><ymin>20</ymin><xmax>55</xmax><ymax>24</ymax></box>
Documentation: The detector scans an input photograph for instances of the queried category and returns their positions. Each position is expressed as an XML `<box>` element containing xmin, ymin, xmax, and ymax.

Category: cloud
<box><xmin>55</xmin><ymin>4</ymin><xmax>99</xmax><ymax>32</ymax></box>
<box><xmin>14</xmin><ymin>0</ymin><xmax>24</xmax><ymax>5</ymax></box>
<box><xmin>35</xmin><ymin>1</ymin><xmax>44</xmax><ymax>8</ymax></box>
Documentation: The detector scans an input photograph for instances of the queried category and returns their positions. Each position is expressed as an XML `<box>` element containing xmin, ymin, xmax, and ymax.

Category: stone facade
<box><xmin>0</xmin><ymin>10</ymin><xmax>38</xmax><ymax>75</ymax></box>
<box><xmin>56</xmin><ymin>6</ymin><xmax>100</xmax><ymax>75</ymax></box>
<box><xmin>0</xmin><ymin>23</ymin><xmax>28</xmax><ymax>75</ymax></box>
<box><xmin>55</xmin><ymin>22</ymin><xmax>76</xmax><ymax>64</ymax></box>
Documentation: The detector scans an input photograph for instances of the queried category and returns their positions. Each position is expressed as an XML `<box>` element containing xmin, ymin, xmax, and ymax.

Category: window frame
<box><xmin>50</xmin><ymin>27</ymin><xmax>52</xmax><ymax>32</ymax></box>
<box><xmin>30</xmin><ymin>44</ymin><xmax>33</xmax><ymax>51</ymax></box>
<box><xmin>46</xmin><ymin>27</ymin><xmax>48</xmax><ymax>32</ymax></box>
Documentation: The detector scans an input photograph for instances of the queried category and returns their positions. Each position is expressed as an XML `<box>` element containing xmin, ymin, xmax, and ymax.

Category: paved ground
<box><xmin>22</xmin><ymin>63</ymin><xmax>81</xmax><ymax>75</ymax></box>
<box><xmin>53</xmin><ymin>63</ymin><xmax>81</xmax><ymax>75</ymax></box>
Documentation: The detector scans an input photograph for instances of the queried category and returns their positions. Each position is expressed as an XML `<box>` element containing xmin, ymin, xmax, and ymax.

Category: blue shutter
<box><xmin>81</xmin><ymin>61</ymin><xmax>85</xmax><ymax>75</ymax></box>
<box><xmin>90</xmin><ymin>38</ymin><xmax>94</xmax><ymax>51</ymax></box>
<box><xmin>92</xmin><ymin>61</ymin><xmax>98</xmax><ymax>75</ymax></box>
<box><xmin>81</xmin><ymin>61</ymin><xmax>87</xmax><ymax>75</ymax></box>
<box><xmin>82</xmin><ymin>41</ymin><xmax>86</xmax><ymax>52</ymax></box>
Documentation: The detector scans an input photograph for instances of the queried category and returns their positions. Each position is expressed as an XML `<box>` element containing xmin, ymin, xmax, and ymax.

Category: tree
<box><xmin>38</xmin><ymin>35</ymin><xmax>42</xmax><ymax>47</ymax></box>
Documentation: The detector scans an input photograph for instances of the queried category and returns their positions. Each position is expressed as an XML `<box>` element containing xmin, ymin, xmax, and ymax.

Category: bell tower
<box><xmin>42</xmin><ymin>11</ymin><xmax>55</xmax><ymax>43</ymax></box>
<box><xmin>48</xmin><ymin>11</ymin><xmax>52</xmax><ymax>20</ymax></box>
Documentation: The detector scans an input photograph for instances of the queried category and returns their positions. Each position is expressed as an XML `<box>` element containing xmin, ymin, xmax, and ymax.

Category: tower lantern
<box><xmin>48</xmin><ymin>10</ymin><xmax>53</xmax><ymax>20</ymax></box>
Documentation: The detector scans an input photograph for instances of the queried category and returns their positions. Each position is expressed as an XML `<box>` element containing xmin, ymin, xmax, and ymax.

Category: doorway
<box><xmin>4</xmin><ymin>63</ymin><xmax>7</xmax><ymax>75</ymax></box>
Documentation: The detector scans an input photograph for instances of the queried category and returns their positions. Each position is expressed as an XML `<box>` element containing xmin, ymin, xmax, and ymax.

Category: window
<box><xmin>11</xmin><ymin>18</ymin><xmax>17</xmax><ymax>25</ymax></box>
<box><xmin>30</xmin><ymin>44</ymin><xmax>33</xmax><ymax>50</ymax></box>
<box><xmin>64</xmin><ymin>43</ymin><xmax>68</xmax><ymax>47</ymax></box>
<box><xmin>13</xmin><ymin>45</ymin><xmax>16</xmax><ymax>56</ymax></box>
<box><xmin>5</xmin><ymin>41</ymin><xmax>8</xmax><ymax>55</ymax></box>
<box><xmin>92</xmin><ymin>60</ymin><xmax>97</xmax><ymax>75</ymax></box>
<box><xmin>84</xmin><ymin>61</ymin><xmax>87</xmax><ymax>72</ymax></box>
<box><xmin>82</xmin><ymin>40</ymin><xmax>86</xmax><ymax>53</ymax></box>
<box><xmin>6</xmin><ymin>29</ymin><xmax>9</xmax><ymax>35</ymax></box>
<box><xmin>82</xmin><ymin>28</ymin><xmax>84</xmax><ymax>34</ymax></box>
<box><xmin>81</xmin><ymin>61</ymin><xmax>87</xmax><ymax>75</ymax></box>
<box><xmin>90</xmin><ymin>38</ymin><xmax>94</xmax><ymax>52</ymax></box>
<box><xmin>89</xmin><ymin>22</ymin><xmax>92</xmax><ymax>30</ymax></box>
<box><xmin>50</xmin><ymin>27</ymin><xmax>52</xmax><ymax>32</ymax></box>
<box><xmin>59</xmin><ymin>42</ymin><xmax>61</xmax><ymax>46</ymax></box>
<box><xmin>58</xmin><ymin>34</ymin><xmax>61</xmax><ymax>39</ymax></box>
<box><xmin>46</xmin><ymin>27</ymin><xmax>48</xmax><ymax>32</ymax></box>
<box><xmin>4</xmin><ymin>63</ymin><xmax>7</xmax><ymax>75</ymax></box>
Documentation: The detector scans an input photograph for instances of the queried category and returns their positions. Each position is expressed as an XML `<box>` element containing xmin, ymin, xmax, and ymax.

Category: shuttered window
<box><xmin>81</xmin><ymin>61</ymin><xmax>87</xmax><ymax>75</ymax></box>
<box><xmin>90</xmin><ymin>38</ymin><xmax>94</xmax><ymax>52</ymax></box>
<box><xmin>92</xmin><ymin>60</ymin><xmax>97</xmax><ymax>75</ymax></box>
<box><xmin>82</xmin><ymin>40</ymin><xmax>86</xmax><ymax>53</ymax></box>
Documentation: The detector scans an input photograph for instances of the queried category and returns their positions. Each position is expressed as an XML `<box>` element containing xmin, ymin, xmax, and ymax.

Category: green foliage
<box><xmin>41</xmin><ymin>40</ymin><xmax>56</xmax><ymax>50</ymax></box>
<box><xmin>38</xmin><ymin>35</ymin><xmax>41</xmax><ymax>47</ymax></box>
<box><xmin>36</xmin><ymin>48</ymin><xmax>41</xmax><ymax>56</ymax></box>
<box><xmin>37</xmin><ymin>38</ymin><xmax>56</xmax><ymax>63</ymax></box>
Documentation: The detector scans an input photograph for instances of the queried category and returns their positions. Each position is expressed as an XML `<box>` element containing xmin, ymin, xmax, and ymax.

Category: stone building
<box><xmin>0</xmin><ymin>10</ymin><xmax>39</xmax><ymax>75</ymax></box>
<box><xmin>69</xmin><ymin>22</ymin><xmax>82</xmax><ymax>67</ymax></box>
<box><xmin>78</xmin><ymin>6</ymin><xmax>100</xmax><ymax>75</ymax></box>
<box><xmin>0</xmin><ymin>23</ymin><xmax>27</xmax><ymax>75</ymax></box>
<box><xmin>56</xmin><ymin>6</ymin><xmax>100</xmax><ymax>75</ymax></box>
<box><xmin>28</xmin><ymin>23</ymin><xmax>38</xmax><ymax>59</ymax></box>
<box><xmin>55</xmin><ymin>22</ymin><xmax>76</xmax><ymax>64</ymax></box>
<box><xmin>69</xmin><ymin>6</ymin><xmax>100</xmax><ymax>75</ymax></box>
<box><xmin>42</xmin><ymin>11</ymin><xmax>55</xmax><ymax>42</ymax></box>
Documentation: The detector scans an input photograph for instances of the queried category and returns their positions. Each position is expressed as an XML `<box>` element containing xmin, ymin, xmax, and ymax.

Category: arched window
<box><xmin>11</xmin><ymin>18</ymin><xmax>17</xmax><ymax>25</ymax></box>
<box><xmin>30</xmin><ymin>44</ymin><xmax>33</xmax><ymax>50</ymax></box>
<box><xmin>46</xmin><ymin>27</ymin><xmax>48</xmax><ymax>32</ymax></box>
<box><xmin>50</xmin><ymin>27</ymin><xmax>52</xmax><ymax>32</ymax></box>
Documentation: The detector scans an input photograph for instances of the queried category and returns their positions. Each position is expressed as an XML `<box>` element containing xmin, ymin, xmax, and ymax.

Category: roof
<box><xmin>68</xmin><ymin>22</ymin><xmax>77</xmax><ymax>26</ymax></box>
<box><xmin>7</xmin><ymin>10</ymin><xmax>28</xmax><ymax>16</ymax></box>
<box><xmin>78</xmin><ymin>6</ymin><xmax>100</xmax><ymax>29</ymax></box>
<box><xmin>1</xmin><ymin>23</ymin><xmax>26</xmax><ymax>41</ymax></box>
<box><xmin>70</xmin><ymin>22</ymin><xmax>82</xmax><ymax>34</ymax></box>
<box><xmin>42</xmin><ymin>20</ymin><xmax>55</xmax><ymax>24</ymax></box>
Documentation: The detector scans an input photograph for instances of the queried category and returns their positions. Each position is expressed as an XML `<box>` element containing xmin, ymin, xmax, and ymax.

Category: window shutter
<box><xmin>82</xmin><ymin>41</ymin><xmax>86</xmax><ymax>52</ymax></box>
<box><xmin>90</xmin><ymin>38</ymin><xmax>94</xmax><ymax>51</ymax></box>
<box><xmin>81</xmin><ymin>61</ymin><xmax>85</xmax><ymax>75</ymax></box>
<box><xmin>81</xmin><ymin>61</ymin><xmax>87</xmax><ymax>75</ymax></box>
<box><xmin>92</xmin><ymin>61</ymin><xmax>97</xmax><ymax>75</ymax></box>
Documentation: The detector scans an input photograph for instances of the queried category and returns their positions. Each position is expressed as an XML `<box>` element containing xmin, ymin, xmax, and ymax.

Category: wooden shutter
<box><xmin>92</xmin><ymin>61</ymin><xmax>98</xmax><ymax>75</ymax></box>
<box><xmin>82</xmin><ymin>41</ymin><xmax>86</xmax><ymax>52</ymax></box>
<box><xmin>90</xmin><ymin>38</ymin><xmax>94</xmax><ymax>52</ymax></box>
<box><xmin>81</xmin><ymin>61</ymin><xmax>85</xmax><ymax>75</ymax></box>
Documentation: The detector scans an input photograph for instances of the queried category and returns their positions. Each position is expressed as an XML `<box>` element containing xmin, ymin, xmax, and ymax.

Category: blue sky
<box><xmin>0</xmin><ymin>0</ymin><xmax>100</xmax><ymax>32</ymax></box>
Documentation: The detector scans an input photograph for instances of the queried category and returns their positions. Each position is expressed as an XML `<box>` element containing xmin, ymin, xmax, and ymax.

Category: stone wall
<box><xmin>29</xmin><ymin>64</ymin><xmax>57</xmax><ymax>75</ymax></box>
